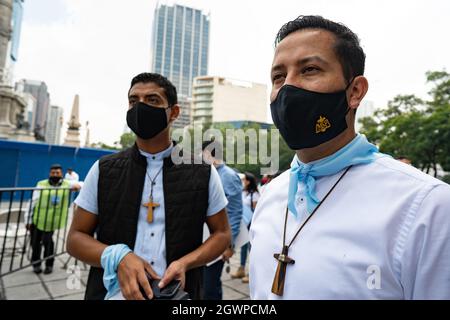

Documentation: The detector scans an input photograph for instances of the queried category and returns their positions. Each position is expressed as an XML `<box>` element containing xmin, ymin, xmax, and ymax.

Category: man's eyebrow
<box><xmin>271</xmin><ymin>64</ymin><xmax>285</xmax><ymax>74</ymax></box>
<box><xmin>271</xmin><ymin>55</ymin><xmax>329</xmax><ymax>74</ymax></box>
<box><xmin>144</xmin><ymin>93</ymin><xmax>162</xmax><ymax>99</ymax></box>
<box><xmin>128</xmin><ymin>93</ymin><xmax>162</xmax><ymax>99</ymax></box>
<box><xmin>297</xmin><ymin>55</ymin><xmax>329</xmax><ymax>66</ymax></box>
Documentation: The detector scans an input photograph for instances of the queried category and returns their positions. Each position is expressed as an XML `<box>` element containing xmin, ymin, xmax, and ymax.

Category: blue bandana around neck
<box><xmin>288</xmin><ymin>134</ymin><xmax>388</xmax><ymax>219</ymax></box>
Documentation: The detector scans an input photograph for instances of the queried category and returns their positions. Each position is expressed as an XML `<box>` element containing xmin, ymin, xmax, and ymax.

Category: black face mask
<box><xmin>126</xmin><ymin>102</ymin><xmax>171</xmax><ymax>140</ymax></box>
<box><xmin>270</xmin><ymin>81</ymin><xmax>353</xmax><ymax>150</ymax></box>
<box><xmin>49</xmin><ymin>176</ymin><xmax>62</xmax><ymax>186</ymax></box>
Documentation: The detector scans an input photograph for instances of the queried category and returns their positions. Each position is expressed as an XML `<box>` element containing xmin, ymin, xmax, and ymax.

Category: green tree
<box><xmin>180</xmin><ymin>123</ymin><xmax>294</xmax><ymax>179</ymax></box>
<box><xmin>359</xmin><ymin>70</ymin><xmax>450</xmax><ymax>178</ymax></box>
<box><xmin>119</xmin><ymin>132</ymin><xmax>136</xmax><ymax>150</ymax></box>
<box><xmin>91</xmin><ymin>141</ymin><xmax>120</xmax><ymax>151</ymax></box>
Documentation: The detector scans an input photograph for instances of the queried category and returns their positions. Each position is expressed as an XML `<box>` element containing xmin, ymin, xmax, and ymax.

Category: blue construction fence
<box><xmin>0</xmin><ymin>140</ymin><xmax>116</xmax><ymax>194</ymax></box>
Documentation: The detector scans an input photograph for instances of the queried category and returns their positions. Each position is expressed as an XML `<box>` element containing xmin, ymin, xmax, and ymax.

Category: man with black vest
<box><xmin>67</xmin><ymin>73</ymin><xmax>231</xmax><ymax>300</ymax></box>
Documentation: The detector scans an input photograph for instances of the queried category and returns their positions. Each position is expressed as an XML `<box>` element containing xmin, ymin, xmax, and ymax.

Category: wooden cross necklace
<box><xmin>143</xmin><ymin>166</ymin><xmax>163</xmax><ymax>223</ymax></box>
<box><xmin>271</xmin><ymin>165</ymin><xmax>352</xmax><ymax>296</ymax></box>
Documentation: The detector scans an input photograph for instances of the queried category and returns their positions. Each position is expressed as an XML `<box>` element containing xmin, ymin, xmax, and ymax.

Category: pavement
<box><xmin>0</xmin><ymin>249</ymin><xmax>250</xmax><ymax>300</ymax></box>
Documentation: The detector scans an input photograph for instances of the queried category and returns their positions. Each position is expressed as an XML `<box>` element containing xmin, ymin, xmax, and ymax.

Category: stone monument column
<box><xmin>0</xmin><ymin>86</ymin><xmax>27</xmax><ymax>139</ymax></box>
<box><xmin>63</xmin><ymin>94</ymin><xmax>81</xmax><ymax>147</ymax></box>
<box><xmin>0</xmin><ymin>0</ymin><xmax>13</xmax><ymax>83</ymax></box>
<box><xmin>0</xmin><ymin>0</ymin><xmax>31</xmax><ymax>141</ymax></box>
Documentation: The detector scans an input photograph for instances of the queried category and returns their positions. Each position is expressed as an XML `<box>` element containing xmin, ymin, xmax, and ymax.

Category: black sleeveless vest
<box><xmin>84</xmin><ymin>144</ymin><xmax>211</xmax><ymax>300</ymax></box>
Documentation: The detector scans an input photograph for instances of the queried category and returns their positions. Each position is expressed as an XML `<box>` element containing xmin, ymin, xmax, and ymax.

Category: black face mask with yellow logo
<box><xmin>270</xmin><ymin>81</ymin><xmax>353</xmax><ymax>150</ymax></box>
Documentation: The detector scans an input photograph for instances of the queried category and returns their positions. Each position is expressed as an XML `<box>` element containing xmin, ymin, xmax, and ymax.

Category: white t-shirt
<box><xmin>250</xmin><ymin>156</ymin><xmax>450</xmax><ymax>300</ymax></box>
<box><xmin>65</xmin><ymin>171</ymin><xmax>79</xmax><ymax>182</ymax></box>
<box><xmin>242</xmin><ymin>190</ymin><xmax>260</xmax><ymax>210</ymax></box>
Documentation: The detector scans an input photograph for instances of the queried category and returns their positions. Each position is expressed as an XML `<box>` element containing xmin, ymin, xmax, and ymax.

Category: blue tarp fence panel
<box><xmin>0</xmin><ymin>140</ymin><xmax>115</xmax><ymax>199</ymax></box>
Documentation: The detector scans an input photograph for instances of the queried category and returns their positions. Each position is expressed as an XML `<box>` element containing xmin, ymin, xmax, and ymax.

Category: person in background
<box><xmin>65</xmin><ymin>167</ymin><xmax>79</xmax><ymax>182</ymax></box>
<box><xmin>259</xmin><ymin>172</ymin><xmax>279</xmax><ymax>194</ymax></box>
<box><xmin>259</xmin><ymin>174</ymin><xmax>269</xmax><ymax>188</ymax></box>
<box><xmin>202</xmin><ymin>140</ymin><xmax>243</xmax><ymax>300</ymax></box>
<box><xmin>231</xmin><ymin>172</ymin><xmax>260</xmax><ymax>283</ymax></box>
<box><xmin>26</xmin><ymin>164</ymin><xmax>81</xmax><ymax>274</ymax></box>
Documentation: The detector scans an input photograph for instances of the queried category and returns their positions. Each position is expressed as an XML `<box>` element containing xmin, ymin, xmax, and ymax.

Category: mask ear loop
<box><xmin>166</xmin><ymin>104</ymin><xmax>177</xmax><ymax>123</ymax></box>
<box><xmin>344</xmin><ymin>77</ymin><xmax>356</xmax><ymax>115</ymax></box>
<box><xmin>345</xmin><ymin>77</ymin><xmax>355</xmax><ymax>90</ymax></box>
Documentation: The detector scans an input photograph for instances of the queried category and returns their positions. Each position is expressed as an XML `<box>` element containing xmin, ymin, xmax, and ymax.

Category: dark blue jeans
<box><xmin>203</xmin><ymin>260</ymin><xmax>224</xmax><ymax>300</ymax></box>
<box><xmin>240</xmin><ymin>242</ymin><xmax>251</xmax><ymax>267</ymax></box>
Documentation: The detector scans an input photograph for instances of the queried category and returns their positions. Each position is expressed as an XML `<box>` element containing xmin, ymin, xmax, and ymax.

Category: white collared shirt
<box><xmin>249</xmin><ymin>156</ymin><xmax>450</xmax><ymax>299</ymax></box>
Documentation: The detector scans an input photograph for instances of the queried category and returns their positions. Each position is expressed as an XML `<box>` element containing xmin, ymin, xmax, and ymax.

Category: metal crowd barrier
<box><xmin>0</xmin><ymin>187</ymin><xmax>75</xmax><ymax>278</ymax></box>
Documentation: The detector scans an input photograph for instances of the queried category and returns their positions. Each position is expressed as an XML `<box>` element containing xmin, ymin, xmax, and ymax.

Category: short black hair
<box><xmin>275</xmin><ymin>15</ymin><xmax>365</xmax><ymax>83</ymax></box>
<box><xmin>129</xmin><ymin>73</ymin><xmax>178</xmax><ymax>106</ymax></box>
<box><xmin>50</xmin><ymin>164</ymin><xmax>62</xmax><ymax>171</ymax></box>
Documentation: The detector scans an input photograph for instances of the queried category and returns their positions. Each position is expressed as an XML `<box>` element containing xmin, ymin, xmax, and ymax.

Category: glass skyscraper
<box><xmin>151</xmin><ymin>3</ymin><xmax>210</xmax><ymax>98</ymax></box>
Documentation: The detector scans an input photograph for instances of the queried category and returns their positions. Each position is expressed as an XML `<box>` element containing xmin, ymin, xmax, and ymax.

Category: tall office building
<box><xmin>15</xmin><ymin>79</ymin><xmax>50</xmax><ymax>140</ymax></box>
<box><xmin>192</xmin><ymin>76</ymin><xmax>268</xmax><ymax>126</ymax></box>
<box><xmin>45</xmin><ymin>105</ymin><xmax>63</xmax><ymax>145</ymax></box>
<box><xmin>150</xmin><ymin>3</ymin><xmax>210</xmax><ymax>129</ymax></box>
<box><xmin>151</xmin><ymin>3</ymin><xmax>209</xmax><ymax>96</ymax></box>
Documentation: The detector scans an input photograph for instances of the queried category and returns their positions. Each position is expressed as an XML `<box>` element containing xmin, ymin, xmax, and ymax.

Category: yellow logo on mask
<box><xmin>316</xmin><ymin>116</ymin><xmax>331</xmax><ymax>133</ymax></box>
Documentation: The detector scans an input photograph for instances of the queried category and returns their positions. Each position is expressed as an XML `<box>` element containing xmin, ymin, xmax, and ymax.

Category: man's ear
<box><xmin>347</xmin><ymin>76</ymin><xmax>369</xmax><ymax>111</ymax></box>
<box><xmin>168</xmin><ymin>104</ymin><xmax>180</xmax><ymax>123</ymax></box>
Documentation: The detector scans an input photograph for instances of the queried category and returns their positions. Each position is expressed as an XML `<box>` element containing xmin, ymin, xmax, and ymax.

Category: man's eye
<box><xmin>302</xmin><ymin>66</ymin><xmax>319</xmax><ymax>74</ymax></box>
<box><xmin>272</xmin><ymin>74</ymin><xmax>285</xmax><ymax>83</ymax></box>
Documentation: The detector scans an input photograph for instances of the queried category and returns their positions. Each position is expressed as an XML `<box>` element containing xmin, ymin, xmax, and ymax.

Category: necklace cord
<box><xmin>146</xmin><ymin>165</ymin><xmax>164</xmax><ymax>199</ymax></box>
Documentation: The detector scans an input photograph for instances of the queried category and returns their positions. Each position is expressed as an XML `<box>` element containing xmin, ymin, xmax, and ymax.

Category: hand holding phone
<box><xmin>140</xmin><ymin>271</ymin><xmax>181</xmax><ymax>300</ymax></box>
<box><xmin>152</xmin><ymin>279</ymin><xmax>182</xmax><ymax>299</ymax></box>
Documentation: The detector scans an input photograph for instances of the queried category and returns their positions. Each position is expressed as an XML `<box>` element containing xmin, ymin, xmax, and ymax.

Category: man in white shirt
<box><xmin>64</xmin><ymin>168</ymin><xmax>79</xmax><ymax>182</ymax></box>
<box><xmin>249</xmin><ymin>15</ymin><xmax>450</xmax><ymax>300</ymax></box>
<box><xmin>67</xmin><ymin>73</ymin><xmax>231</xmax><ymax>300</ymax></box>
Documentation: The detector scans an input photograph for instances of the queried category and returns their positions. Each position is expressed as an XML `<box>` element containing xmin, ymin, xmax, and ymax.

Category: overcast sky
<box><xmin>14</xmin><ymin>0</ymin><xmax>450</xmax><ymax>145</ymax></box>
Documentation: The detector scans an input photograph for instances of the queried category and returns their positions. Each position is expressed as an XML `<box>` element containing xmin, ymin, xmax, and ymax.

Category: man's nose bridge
<box><xmin>284</xmin><ymin>72</ymin><xmax>299</xmax><ymax>87</ymax></box>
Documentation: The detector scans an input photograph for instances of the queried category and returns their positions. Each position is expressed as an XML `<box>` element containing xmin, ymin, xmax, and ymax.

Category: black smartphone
<box><xmin>151</xmin><ymin>279</ymin><xmax>182</xmax><ymax>299</ymax></box>
<box><xmin>140</xmin><ymin>271</ymin><xmax>181</xmax><ymax>300</ymax></box>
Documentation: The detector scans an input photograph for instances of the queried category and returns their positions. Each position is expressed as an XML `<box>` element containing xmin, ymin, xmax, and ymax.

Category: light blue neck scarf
<box><xmin>288</xmin><ymin>134</ymin><xmax>387</xmax><ymax>218</ymax></box>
